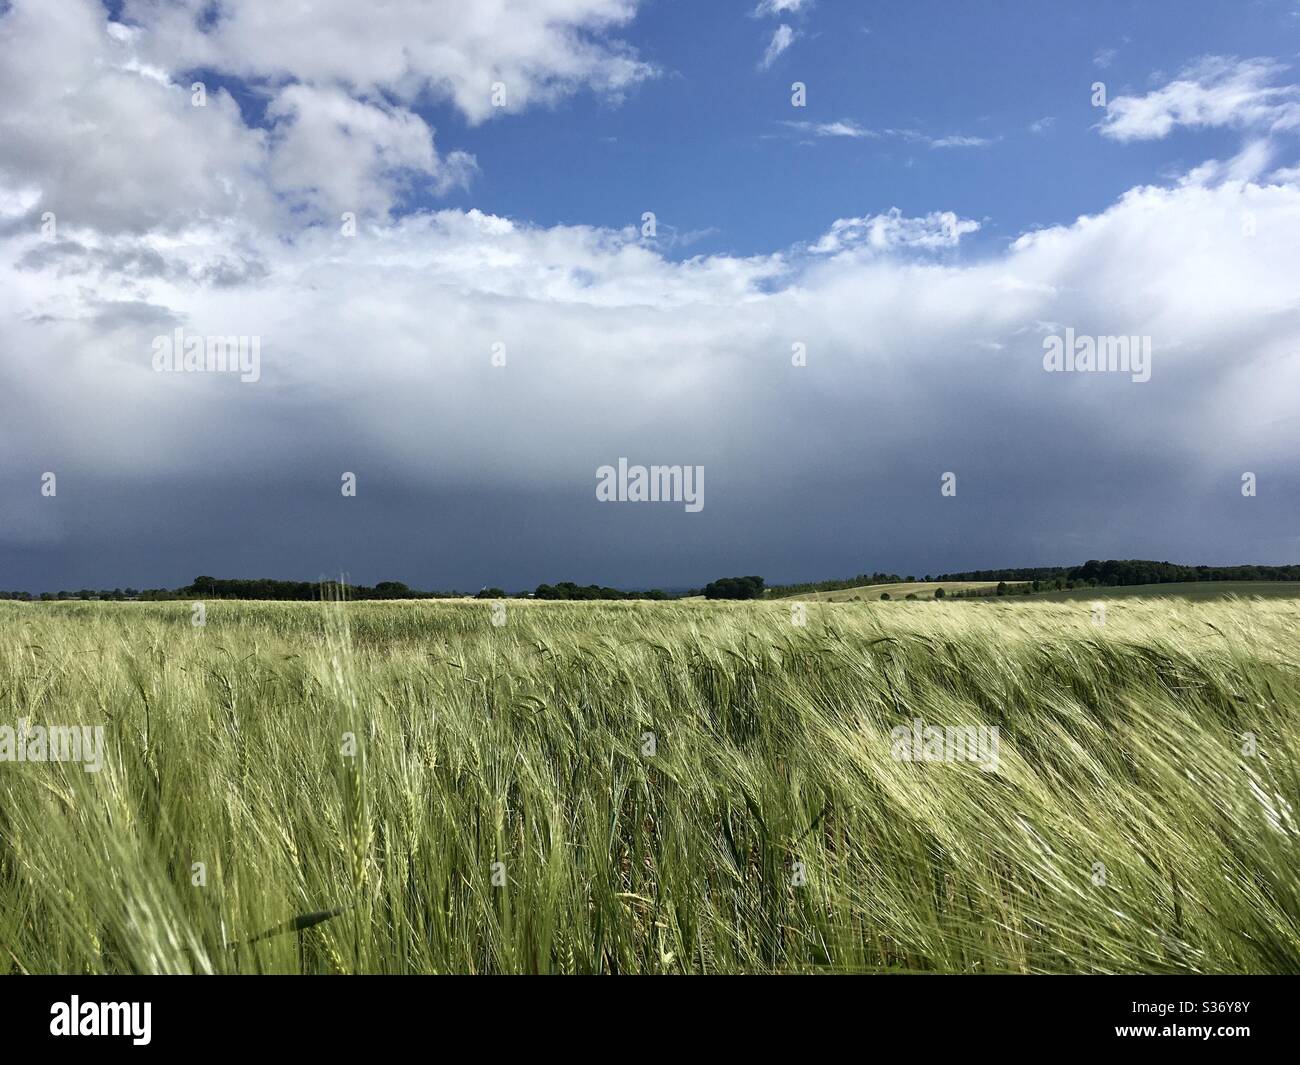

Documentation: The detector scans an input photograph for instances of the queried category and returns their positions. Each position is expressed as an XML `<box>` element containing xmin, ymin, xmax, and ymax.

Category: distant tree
<box><xmin>996</xmin><ymin>581</ymin><xmax>1008</xmax><ymax>596</ymax></box>
<box><xmin>880</xmin><ymin>592</ymin><xmax>890</xmax><ymax>600</ymax></box>
<box><xmin>531</xmin><ymin>582</ymin><xmax>665</xmax><ymax>600</ymax></box>
<box><xmin>476</xmin><ymin>588</ymin><xmax>506</xmax><ymax>599</ymax></box>
<box><xmin>934</xmin><ymin>587</ymin><xmax>945</xmax><ymax>599</ymax></box>
<box><xmin>703</xmin><ymin>576</ymin><xmax>765</xmax><ymax>600</ymax></box>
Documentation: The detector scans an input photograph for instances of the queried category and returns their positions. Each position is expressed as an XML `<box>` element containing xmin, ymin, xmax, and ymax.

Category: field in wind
<box><xmin>1</xmin><ymin>597</ymin><xmax>1297</xmax><ymax>974</ymax></box>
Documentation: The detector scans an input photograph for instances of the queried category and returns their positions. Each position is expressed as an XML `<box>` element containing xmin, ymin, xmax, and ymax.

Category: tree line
<box><xmin>937</xmin><ymin>559</ymin><xmax>1300</xmax><ymax>587</ymax></box>
<box><xmin>6</xmin><ymin>578</ymin><xmax>674</xmax><ymax>602</ymax></box>
<box><xmin>4</xmin><ymin>588</ymin><xmax>142</xmax><ymax>602</ymax></box>
<box><xmin>530</xmin><ymin>582</ymin><xmax>668</xmax><ymax>600</ymax></box>
<box><xmin>8</xmin><ymin>558</ymin><xmax>1297</xmax><ymax>604</ymax></box>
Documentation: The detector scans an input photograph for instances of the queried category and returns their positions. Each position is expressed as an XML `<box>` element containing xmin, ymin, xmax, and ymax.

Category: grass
<box><xmin>1</xmin><ymin>596</ymin><xmax>1298</xmax><ymax>974</ymax></box>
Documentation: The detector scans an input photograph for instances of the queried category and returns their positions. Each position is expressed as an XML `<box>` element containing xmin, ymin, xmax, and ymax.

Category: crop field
<box><xmin>779</xmin><ymin>580</ymin><xmax>1022</xmax><ymax>601</ymax></box>
<box><xmin>1</xmin><ymin>597</ymin><xmax>1298</xmax><ymax>974</ymax></box>
<box><xmin>1032</xmin><ymin>581</ymin><xmax>1300</xmax><ymax>602</ymax></box>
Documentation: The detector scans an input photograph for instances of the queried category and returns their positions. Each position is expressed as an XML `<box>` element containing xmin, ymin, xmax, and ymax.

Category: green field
<box><xmin>1032</xmin><ymin>581</ymin><xmax>1300</xmax><ymax>602</ymax></box>
<box><xmin>784</xmin><ymin>580</ymin><xmax>1021</xmax><ymax>602</ymax></box>
<box><xmin>2</xmin><ymin>597</ymin><xmax>1298</xmax><ymax>974</ymax></box>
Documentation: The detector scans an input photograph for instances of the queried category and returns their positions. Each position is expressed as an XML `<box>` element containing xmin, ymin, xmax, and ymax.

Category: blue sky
<box><xmin>426</xmin><ymin>0</ymin><xmax>1295</xmax><ymax>256</ymax></box>
<box><xmin>2</xmin><ymin>0</ymin><xmax>1300</xmax><ymax>592</ymax></box>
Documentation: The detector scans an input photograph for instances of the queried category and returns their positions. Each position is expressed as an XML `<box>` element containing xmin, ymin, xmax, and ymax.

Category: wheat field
<box><xmin>1</xmin><ymin>596</ymin><xmax>1297</xmax><ymax>974</ymax></box>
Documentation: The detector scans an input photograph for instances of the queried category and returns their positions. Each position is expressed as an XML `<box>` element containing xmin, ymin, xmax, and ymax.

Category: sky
<box><xmin>2</xmin><ymin>0</ymin><xmax>1300</xmax><ymax>593</ymax></box>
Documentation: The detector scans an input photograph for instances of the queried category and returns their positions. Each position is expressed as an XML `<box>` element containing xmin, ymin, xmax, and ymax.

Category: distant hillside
<box><xmin>780</xmin><ymin>581</ymin><xmax>1023</xmax><ymax>602</ymax></box>
<box><xmin>769</xmin><ymin>572</ymin><xmax>916</xmax><ymax>597</ymax></box>
<box><xmin>767</xmin><ymin>560</ymin><xmax>1300</xmax><ymax>602</ymax></box>
<box><xmin>15</xmin><ymin>559</ymin><xmax>1300</xmax><ymax>603</ymax></box>
<box><xmin>936</xmin><ymin>559</ymin><xmax>1300</xmax><ymax>586</ymax></box>
<box><xmin>1030</xmin><ymin>581</ymin><xmax>1300</xmax><ymax>602</ymax></box>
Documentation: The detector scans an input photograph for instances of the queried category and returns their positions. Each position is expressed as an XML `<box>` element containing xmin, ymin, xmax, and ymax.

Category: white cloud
<box><xmin>809</xmin><ymin>209</ymin><xmax>980</xmax><ymax>254</ymax></box>
<box><xmin>1094</xmin><ymin>47</ymin><xmax>1118</xmax><ymax>70</ymax></box>
<box><xmin>886</xmin><ymin>128</ymin><xmax>993</xmax><ymax>149</ymax></box>
<box><xmin>1180</xmin><ymin>138</ymin><xmax>1276</xmax><ymax>187</ymax></box>
<box><xmin>780</xmin><ymin>122</ymin><xmax>991</xmax><ymax>148</ymax></box>
<box><xmin>1100</xmin><ymin>57</ymin><xmax>1300</xmax><ymax>142</ymax></box>
<box><xmin>1029</xmin><ymin>116</ymin><xmax>1056</xmax><ymax>135</ymax></box>
<box><xmin>125</xmin><ymin>0</ymin><xmax>657</xmax><ymax>124</ymax></box>
<box><xmin>782</xmin><ymin>119</ymin><xmax>877</xmax><ymax>138</ymax></box>
<box><xmin>0</xmin><ymin>0</ymin><xmax>655</xmax><ymax>232</ymax></box>
<box><xmin>0</xmin><ymin>0</ymin><xmax>270</xmax><ymax>233</ymax></box>
<box><xmin>265</xmin><ymin>85</ymin><xmax>476</xmax><ymax>219</ymax></box>
<box><xmin>754</xmin><ymin>0</ymin><xmax>812</xmax><ymax>15</ymax></box>
<box><xmin>926</xmin><ymin>134</ymin><xmax>993</xmax><ymax>149</ymax></box>
<box><xmin>760</xmin><ymin>25</ymin><xmax>797</xmax><ymax>69</ymax></box>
